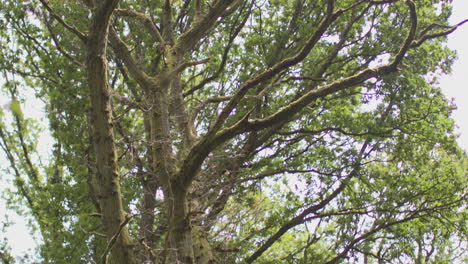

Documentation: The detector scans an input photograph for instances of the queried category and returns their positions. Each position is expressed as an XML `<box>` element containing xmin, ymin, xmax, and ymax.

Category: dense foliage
<box><xmin>0</xmin><ymin>0</ymin><xmax>466</xmax><ymax>263</ymax></box>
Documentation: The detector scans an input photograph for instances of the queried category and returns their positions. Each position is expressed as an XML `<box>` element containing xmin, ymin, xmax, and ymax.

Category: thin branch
<box><xmin>101</xmin><ymin>215</ymin><xmax>133</xmax><ymax>264</ymax></box>
<box><xmin>411</xmin><ymin>19</ymin><xmax>468</xmax><ymax>48</ymax></box>
<box><xmin>324</xmin><ymin>216</ymin><xmax>418</xmax><ymax>264</ymax></box>
<box><xmin>0</xmin><ymin>127</ymin><xmax>35</xmax><ymax>209</ymax></box>
<box><xmin>43</xmin><ymin>18</ymin><xmax>85</xmax><ymax>67</ymax></box>
<box><xmin>4</xmin><ymin>78</ymin><xmax>42</xmax><ymax>186</ymax></box>
<box><xmin>239</xmin><ymin>168</ymin><xmax>340</xmax><ymax>184</ymax></box>
<box><xmin>111</xmin><ymin>90</ymin><xmax>143</xmax><ymax>109</ymax></box>
<box><xmin>175</xmin><ymin>0</ymin><xmax>192</xmax><ymax>29</ymax></box>
<box><xmin>277</xmin><ymin>126</ymin><xmax>395</xmax><ymax>138</ymax></box>
<box><xmin>172</xmin><ymin>58</ymin><xmax>210</xmax><ymax>75</ymax></box>
<box><xmin>38</xmin><ymin>0</ymin><xmax>87</xmax><ymax>42</ymax></box>
<box><xmin>284</xmin><ymin>76</ymin><xmax>327</xmax><ymax>82</ymax></box>
<box><xmin>191</xmin><ymin>94</ymin><xmax>260</xmax><ymax>123</ymax></box>
<box><xmin>114</xmin><ymin>8</ymin><xmax>164</xmax><ymax>43</ymax></box>
<box><xmin>245</xmin><ymin>142</ymin><xmax>369</xmax><ymax>263</ymax></box>
<box><xmin>182</xmin><ymin>2</ymin><xmax>250</xmax><ymax>97</ymax></box>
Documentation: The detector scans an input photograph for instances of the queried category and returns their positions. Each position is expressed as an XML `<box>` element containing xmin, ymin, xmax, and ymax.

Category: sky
<box><xmin>439</xmin><ymin>0</ymin><xmax>468</xmax><ymax>150</ymax></box>
<box><xmin>0</xmin><ymin>0</ymin><xmax>467</xmax><ymax>260</ymax></box>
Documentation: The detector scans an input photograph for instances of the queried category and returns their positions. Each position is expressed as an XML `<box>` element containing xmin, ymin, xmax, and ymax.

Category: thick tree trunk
<box><xmin>148</xmin><ymin>85</ymin><xmax>197</xmax><ymax>262</ymax></box>
<box><xmin>165</xmin><ymin>188</ymin><xmax>196</xmax><ymax>263</ymax></box>
<box><xmin>137</xmin><ymin>175</ymin><xmax>158</xmax><ymax>262</ymax></box>
<box><xmin>87</xmin><ymin>54</ymin><xmax>138</xmax><ymax>264</ymax></box>
<box><xmin>189</xmin><ymin>184</ymin><xmax>217</xmax><ymax>264</ymax></box>
<box><xmin>87</xmin><ymin>51</ymin><xmax>138</xmax><ymax>264</ymax></box>
<box><xmin>86</xmin><ymin>2</ymin><xmax>138</xmax><ymax>262</ymax></box>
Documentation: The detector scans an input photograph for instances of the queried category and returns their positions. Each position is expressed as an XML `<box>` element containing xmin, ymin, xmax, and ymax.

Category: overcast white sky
<box><xmin>439</xmin><ymin>0</ymin><xmax>468</xmax><ymax>150</ymax></box>
<box><xmin>1</xmin><ymin>0</ymin><xmax>467</xmax><ymax>260</ymax></box>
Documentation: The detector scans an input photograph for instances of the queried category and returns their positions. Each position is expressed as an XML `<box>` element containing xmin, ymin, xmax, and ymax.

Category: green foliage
<box><xmin>0</xmin><ymin>0</ymin><xmax>466</xmax><ymax>263</ymax></box>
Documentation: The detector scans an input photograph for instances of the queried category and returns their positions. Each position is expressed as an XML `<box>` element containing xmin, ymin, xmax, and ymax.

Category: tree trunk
<box><xmin>165</xmin><ymin>188</ymin><xmax>196</xmax><ymax>263</ymax></box>
<box><xmin>87</xmin><ymin>47</ymin><xmax>138</xmax><ymax>264</ymax></box>
<box><xmin>86</xmin><ymin>2</ymin><xmax>138</xmax><ymax>262</ymax></box>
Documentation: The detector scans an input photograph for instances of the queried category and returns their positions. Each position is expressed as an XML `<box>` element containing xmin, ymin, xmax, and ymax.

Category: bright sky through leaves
<box><xmin>0</xmin><ymin>0</ymin><xmax>467</xmax><ymax>261</ymax></box>
<box><xmin>440</xmin><ymin>0</ymin><xmax>468</xmax><ymax>150</ymax></box>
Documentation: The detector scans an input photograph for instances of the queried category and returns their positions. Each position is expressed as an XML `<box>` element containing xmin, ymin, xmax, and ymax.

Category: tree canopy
<box><xmin>0</xmin><ymin>0</ymin><xmax>466</xmax><ymax>263</ymax></box>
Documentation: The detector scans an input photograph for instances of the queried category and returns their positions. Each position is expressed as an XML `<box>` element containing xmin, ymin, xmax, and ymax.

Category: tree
<box><xmin>0</xmin><ymin>0</ymin><xmax>466</xmax><ymax>263</ymax></box>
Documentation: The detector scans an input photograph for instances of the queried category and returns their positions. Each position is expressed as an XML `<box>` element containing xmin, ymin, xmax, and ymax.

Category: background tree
<box><xmin>0</xmin><ymin>0</ymin><xmax>466</xmax><ymax>263</ymax></box>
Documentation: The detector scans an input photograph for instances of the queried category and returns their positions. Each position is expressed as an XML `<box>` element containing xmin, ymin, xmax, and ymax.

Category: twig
<box><xmin>172</xmin><ymin>58</ymin><xmax>210</xmax><ymax>75</ymax></box>
<box><xmin>101</xmin><ymin>215</ymin><xmax>133</xmax><ymax>264</ymax></box>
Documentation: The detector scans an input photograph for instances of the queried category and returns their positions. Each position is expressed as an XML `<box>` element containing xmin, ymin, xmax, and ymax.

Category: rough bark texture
<box><xmin>86</xmin><ymin>1</ymin><xmax>138</xmax><ymax>263</ymax></box>
<box><xmin>23</xmin><ymin>0</ymin><xmax>465</xmax><ymax>263</ymax></box>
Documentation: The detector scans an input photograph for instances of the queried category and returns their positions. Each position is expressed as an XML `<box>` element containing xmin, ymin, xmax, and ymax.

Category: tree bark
<box><xmin>86</xmin><ymin>1</ymin><xmax>138</xmax><ymax>263</ymax></box>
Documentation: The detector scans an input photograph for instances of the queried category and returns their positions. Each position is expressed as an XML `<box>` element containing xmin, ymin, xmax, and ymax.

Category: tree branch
<box><xmin>411</xmin><ymin>19</ymin><xmax>468</xmax><ymax>48</ymax></box>
<box><xmin>162</xmin><ymin>0</ymin><xmax>174</xmax><ymax>42</ymax></box>
<box><xmin>114</xmin><ymin>8</ymin><xmax>164</xmax><ymax>43</ymax></box>
<box><xmin>206</xmin><ymin>0</ymin><xmax>337</xmax><ymax>136</ymax></box>
<box><xmin>38</xmin><ymin>0</ymin><xmax>88</xmax><ymax>42</ymax></box>
<box><xmin>176</xmin><ymin>1</ymin><xmax>445</xmax><ymax>195</ymax></box>
<box><xmin>101</xmin><ymin>215</ymin><xmax>133</xmax><ymax>264</ymax></box>
<box><xmin>245</xmin><ymin>142</ymin><xmax>369</xmax><ymax>263</ymax></box>
<box><xmin>174</xmin><ymin>0</ymin><xmax>237</xmax><ymax>54</ymax></box>
<box><xmin>0</xmin><ymin>127</ymin><xmax>35</xmax><ymax>211</ymax></box>
<box><xmin>108</xmin><ymin>28</ymin><xmax>155</xmax><ymax>91</ymax></box>
<box><xmin>172</xmin><ymin>58</ymin><xmax>210</xmax><ymax>75</ymax></box>
<box><xmin>391</xmin><ymin>0</ymin><xmax>417</xmax><ymax>67</ymax></box>
<box><xmin>43</xmin><ymin>18</ymin><xmax>85</xmax><ymax>68</ymax></box>
<box><xmin>183</xmin><ymin>0</ymin><xmax>252</xmax><ymax>97</ymax></box>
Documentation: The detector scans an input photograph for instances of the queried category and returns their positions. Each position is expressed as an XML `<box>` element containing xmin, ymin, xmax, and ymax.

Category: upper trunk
<box><xmin>86</xmin><ymin>1</ymin><xmax>138</xmax><ymax>262</ymax></box>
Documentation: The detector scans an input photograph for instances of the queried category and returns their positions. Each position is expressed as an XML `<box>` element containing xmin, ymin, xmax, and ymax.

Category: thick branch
<box><xmin>177</xmin><ymin>2</ymin><xmax>424</xmax><ymax>194</ymax></box>
<box><xmin>162</xmin><ymin>0</ymin><xmax>174</xmax><ymax>42</ymax></box>
<box><xmin>90</xmin><ymin>0</ymin><xmax>121</xmax><ymax>46</ymax></box>
<box><xmin>86</xmin><ymin>1</ymin><xmax>138</xmax><ymax>263</ymax></box>
<box><xmin>174</xmin><ymin>0</ymin><xmax>237</xmax><ymax>53</ymax></box>
<box><xmin>391</xmin><ymin>0</ymin><xmax>417</xmax><ymax>66</ymax></box>
<box><xmin>108</xmin><ymin>28</ymin><xmax>155</xmax><ymax>90</ymax></box>
<box><xmin>207</xmin><ymin>0</ymin><xmax>337</xmax><ymax>136</ymax></box>
<box><xmin>195</xmin><ymin>0</ymin><xmax>202</xmax><ymax>19</ymax></box>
